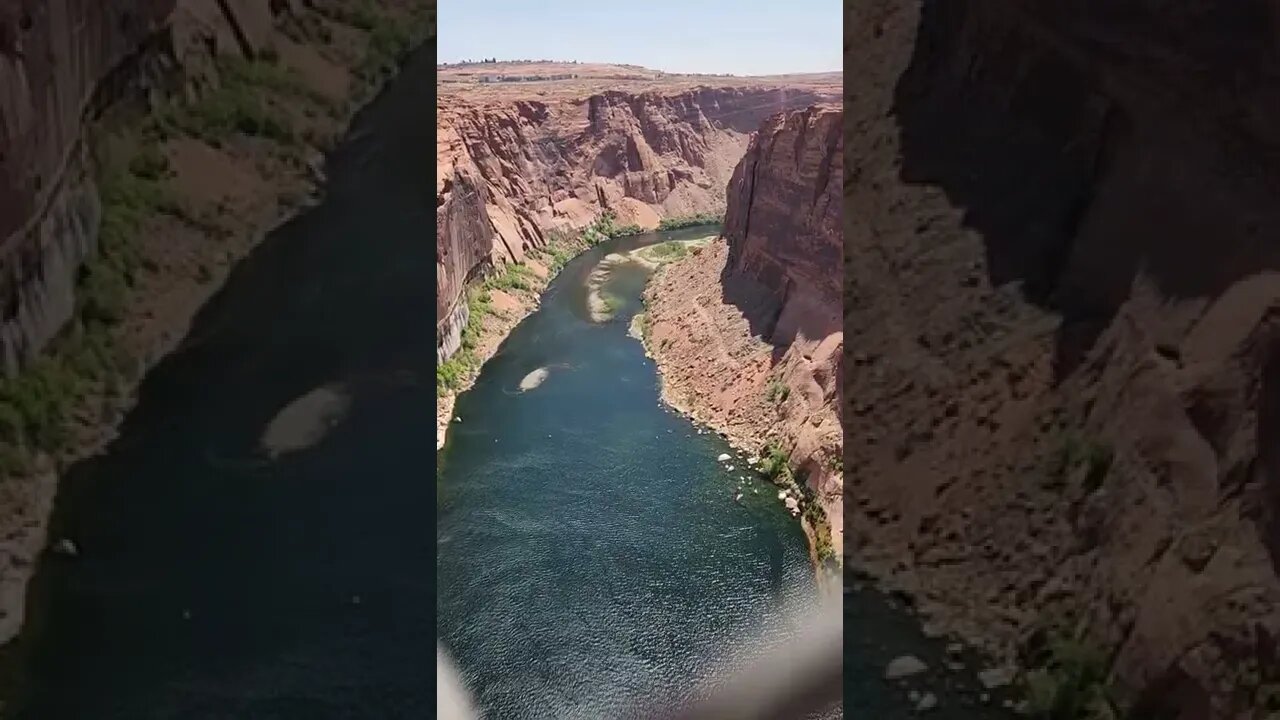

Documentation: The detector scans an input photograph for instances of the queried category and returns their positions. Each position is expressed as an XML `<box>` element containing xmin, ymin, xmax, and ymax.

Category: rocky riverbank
<box><xmin>640</xmin><ymin>105</ymin><xmax>844</xmax><ymax>570</ymax></box>
<box><xmin>641</xmin><ymin>239</ymin><xmax>843</xmax><ymax>574</ymax></box>
<box><xmin>0</xmin><ymin>0</ymin><xmax>431</xmax><ymax>649</ymax></box>
<box><xmin>435</xmin><ymin>233</ymin><xmax>600</xmax><ymax>450</ymax></box>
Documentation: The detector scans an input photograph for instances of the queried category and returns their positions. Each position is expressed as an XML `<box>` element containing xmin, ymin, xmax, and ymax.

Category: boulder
<box><xmin>884</xmin><ymin>655</ymin><xmax>928</xmax><ymax>680</ymax></box>
<box><xmin>977</xmin><ymin>667</ymin><xmax>1016</xmax><ymax>690</ymax></box>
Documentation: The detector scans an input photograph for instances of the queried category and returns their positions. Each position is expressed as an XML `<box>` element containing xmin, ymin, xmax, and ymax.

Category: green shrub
<box><xmin>319</xmin><ymin>0</ymin><xmax>380</xmax><ymax>30</ymax></box>
<box><xmin>126</xmin><ymin>145</ymin><xmax>169</xmax><ymax>181</ymax></box>
<box><xmin>151</xmin><ymin>57</ymin><xmax>323</xmax><ymax>145</ymax></box>
<box><xmin>360</xmin><ymin>17</ymin><xmax>417</xmax><ymax>80</ymax></box>
<box><xmin>611</xmin><ymin>223</ymin><xmax>645</xmax><ymax>237</ymax></box>
<box><xmin>0</xmin><ymin>134</ymin><xmax>176</xmax><ymax>469</ymax></box>
<box><xmin>436</xmin><ymin>287</ymin><xmax>498</xmax><ymax>396</ymax></box>
<box><xmin>1022</xmin><ymin>633</ymin><xmax>1116</xmax><ymax>720</ymax></box>
<box><xmin>78</xmin><ymin>261</ymin><xmax>129</xmax><ymax>324</ymax></box>
<box><xmin>657</xmin><ymin>211</ymin><xmax>723</xmax><ymax>231</ymax></box>
<box><xmin>648</xmin><ymin>241</ymin><xmax>689</xmax><ymax>261</ymax></box>
<box><xmin>1049</xmin><ymin>433</ymin><xmax>1114</xmax><ymax>493</ymax></box>
<box><xmin>803</xmin><ymin>499</ymin><xmax>836</xmax><ymax>564</ymax></box>
<box><xmin>436</xmin><ymin>350</ymin><xmax>475</xmax><ymax>395</ymax></box>
<box><xmin>759</xmin><ymin>441</ymin><xmax>793</xmax><ymax>484</ymax></box>
<box><xmin>765</xmin><ymin>377</ymin><xmax>790</xmax><ymax>404</ymax></box>
<box><xmin>483</xmin><ymin>263</ymin><xmax>535</xmax><ymax>293</ymax></box>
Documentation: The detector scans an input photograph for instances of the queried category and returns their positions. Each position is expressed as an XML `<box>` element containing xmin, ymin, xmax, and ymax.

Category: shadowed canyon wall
<box><xmin>644</xmin><ymin>104</ymin><xmax>844</xmax><ymax>560</ymax></box>
<box><xmin>0</xmin><ymin>0</ymin><xmax>430</xmax><ymax>646</ymax></box>
<box><xmin>0</xmin><ymin>0</ymin><xmax>371</xmax><ymax>375</ymax></box>
<box><xmin>847</xmin><ymin>0</ymin><xmax>1280</xmax><ymax>716</ymax></box>
<box><xmin>435</xmin><ymin>85</ymin><xmax>833</xmax><ymax>363</ymax></box>
<box><xmin>0</xmin><ymin>0</ymin><xmax>175</xmax><ymax>375</ymax></box>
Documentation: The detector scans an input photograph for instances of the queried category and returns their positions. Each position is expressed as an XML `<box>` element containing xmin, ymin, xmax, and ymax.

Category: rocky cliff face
<box><xmin>435</xmin><ymin>84</ymin><xmax>834</xmax><ymax>362</ymax></box>
<box><xmin>644</xmin><ymin>104</ymin><xmax>843</xmax><ymax>560</ymax></box>
<box><xmin>847</xmin><ymin>1</ymin><xmax>1280</xmax><ymax>716</ymax></box>
<box><xmin>0</xmin><ymin>0</ymin><xmax>172</xmax><ymax>375</ymax></box>
<box><xmin>723</xmin><ymin>107</ymin><xmax>842</xmax><ymax>337</ymax></box>
<box><xmin>0</xmin><ymin>0</ymin><xmax>346</xmax><ymax>375</ymax></box>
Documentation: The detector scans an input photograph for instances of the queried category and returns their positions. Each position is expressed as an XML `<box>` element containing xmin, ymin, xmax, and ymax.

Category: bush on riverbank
<box><xmin>647</xmin><ymin>241</ymin><xmax>689</xmax><ymax>261</ymax></box>
<box><xmin>1021</xmin><ymin>632</ymin><xmax>1117</xmax><ymax>720</ymax></box>
<box><xmin>800</xmin><ymin>484</ymin><xmax>836</xmax><ymax>564</ymax></box>
<box><xmin>760</xmin><ymin>440</ymin><xmax>837</xmax><ymax>563</ymax></box>
<box><xmin>765</xmin><ymin>377</ymin><xmax>789</xmax><ymax>404</ymax></box>
<box><xmin>151</xmin><ymin>57</ymin><xmax>326</xmax><ymax>145</ymax></box>
<box><xmin>0</xmin><ymin>135</ymin><xmax>173</xmax><ymax>470</ymax></box>
<box><xmin>1048</xmin><ymin>432</ymin><xmax>1114</xmax><ymax>495</ymax></box>
<box><xmin>313</xmin><ymin>0</ymin><xmax>432</xmax><ymax>86</ymax></box>
<box><xmin>760</xmin><ymin>441</ymin><xmax>794</xmax><ymax>484</ymax></box>
<box><xmin>437</xmin><ymin>287</ymin><xmax>495</xmax><ymax>396</ymax></box>
<box><xmin>657</xmin><ymin>211</ymin><xmax>723</xmax><ymax>231</ymax></box>
<box><xmin>483</xmin><ymin>263</ymin><xmax>535</xmax><ymax>292</ymax></box>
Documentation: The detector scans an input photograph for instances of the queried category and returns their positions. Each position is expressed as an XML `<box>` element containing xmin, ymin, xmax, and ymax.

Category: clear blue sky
<box><xmin>437</xmin><ymin>1</ymin><xmax>841</xmax><ymax>76</ymax></box>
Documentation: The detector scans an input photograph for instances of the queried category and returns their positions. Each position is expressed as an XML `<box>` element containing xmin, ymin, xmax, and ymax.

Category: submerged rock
<box><xmin>519</xmin><ymin>367</ymin><xmax>550</xmax><ymax>391</ymax></box>
<box><xmin>260</xmin><ymin>384</ymin><xmax>351</xmax><ymax>459</ymax></box>
<box><xmin>717</xmin><ymin>453</ymin><xmax>731</xmax><ymax>462</ymax></box>
<box><xmin>52</xmin><ymin>538</ymin><xmax>78</xmax><ymax>558</ymax></box>
<box><xmin>977</xmin><ymin>667</ymin><xmax>1016</xmax><ymax>690</ymax></box>
<box><xmin>885</xmin><ymin>655</ymin><xmax>928</xmax><ymax>680</ymax></box>
<box><xmin>917</xmin><ymin>692</ymin><xmax>938</xmax><ymax>711</ymax></box>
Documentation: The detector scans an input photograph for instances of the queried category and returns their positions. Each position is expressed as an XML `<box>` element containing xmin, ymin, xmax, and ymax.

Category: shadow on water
<box><xmin>2</xmin><ymin>47</ymin><xmax>437</xmax><ymax>720</ymax></box>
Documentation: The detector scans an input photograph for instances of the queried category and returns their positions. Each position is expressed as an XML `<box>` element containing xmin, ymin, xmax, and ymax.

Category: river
<box><xmin>438</xmin><ymin>227</ymin><xmax>831</xmax><ymax>719</ymax></box>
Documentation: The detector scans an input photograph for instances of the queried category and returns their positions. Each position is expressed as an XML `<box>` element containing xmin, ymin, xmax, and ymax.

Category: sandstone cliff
<box><xmin>847</xmin><ymin>1</ymin><xmax>1280</xmax><ymax>716</ymax></box>
<box><xmin>435</xmin><ymin>81</ymin><xmax>837</xmax><ymax>365</ymax></box>
<box><xmin>644</xmin><ymin>104</ymin><xmax>843</xmax><ymax>562</ymax></box>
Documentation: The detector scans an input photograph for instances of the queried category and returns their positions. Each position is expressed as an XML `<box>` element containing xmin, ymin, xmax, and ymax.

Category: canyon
<box><xmin>0</xmin><ymin>0</ymin><xmax>430</xmax><ymax>656</ymax></box>
<box><xmin>846</xmin><ymin>0</ymin><xmax>1280</xmax><ymax>717</ymax></box>
<box><xmin>434</xmin><ymin>63</ymin><xmax>846</xmax><ymax>717</ymax></box>
<box><xmin>642</xmin><ymin>104</ymin><xmax>844</xmax><ymax>565</ymax></box>
<box><xmin>434</xmin><ymin>62</ymin><xmax>839</xmax><ymax>444</ymax></box>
